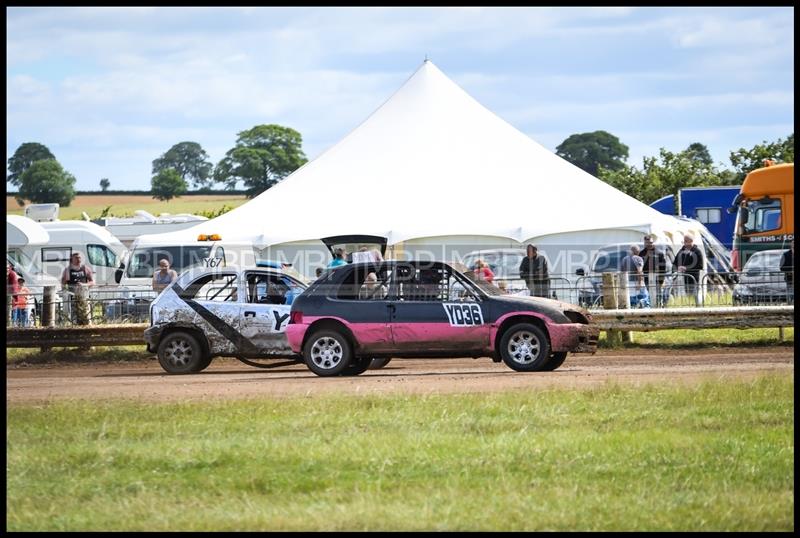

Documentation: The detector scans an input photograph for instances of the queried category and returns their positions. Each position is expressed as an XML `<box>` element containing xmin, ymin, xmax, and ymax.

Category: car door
<box><xmin>328</xmin><ymin>264</ymin><xmax>394</xmax><ymax>353</ymax></box>
<box><xmin>388</xmin><ymin>263</ymin><xmax>489</xmax><ymax>353</ymax></box>
<box><xmin>182</xmin><ymin>271</ymin><xmax>241</xmax><ymax>355</ymax></box>
<box><xmin>239</xmin><ymin>270</ymin><xmax>293</xmax><ymax>354</ymax></box>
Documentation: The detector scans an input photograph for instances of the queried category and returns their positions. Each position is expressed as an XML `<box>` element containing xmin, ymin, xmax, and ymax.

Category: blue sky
<box><xmin>6</xmin><ymin>6</ymin><xmax>794</xmax><ymax>192</ymax></box>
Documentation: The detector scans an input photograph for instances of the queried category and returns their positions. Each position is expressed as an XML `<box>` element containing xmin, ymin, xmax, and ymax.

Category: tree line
<box><xmin>7</xmin><ymin>123</ymin><xmax>308</xmax><ymax>206</ymax></box>
<box><xmin>556</xmin><ymin>131</ymin><xmax>794</xmax><ymax>204</ymax></box>
<box><xmin>7</xmin><ymin>126</ymin><xmax>793</xmax><ymax>208</ymax></box>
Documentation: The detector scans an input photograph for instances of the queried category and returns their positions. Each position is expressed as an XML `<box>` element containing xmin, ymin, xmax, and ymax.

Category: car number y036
<box><xmin>442</xmin><ymin>303</ymin><xmax>484</xmax><ymax>326</ymax></box>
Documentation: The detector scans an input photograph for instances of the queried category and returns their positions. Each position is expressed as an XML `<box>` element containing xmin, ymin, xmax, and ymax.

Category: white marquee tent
<box><xmin>143</xmin><ymin>61</ymin><xmax>700</xmax><ymax>276</ymax></box>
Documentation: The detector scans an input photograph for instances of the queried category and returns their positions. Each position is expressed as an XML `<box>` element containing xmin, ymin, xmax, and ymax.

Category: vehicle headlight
<box><xmin>564</xmin><ymin>310</ymin><xmax>589</xmax><ymax>324</ymax></box>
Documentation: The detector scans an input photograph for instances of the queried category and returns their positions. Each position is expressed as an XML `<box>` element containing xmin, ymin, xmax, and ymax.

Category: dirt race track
<box><xmin>6</xmin><ymin>346</ymin><xmax>794</xmax><ymax>404</ymax></box>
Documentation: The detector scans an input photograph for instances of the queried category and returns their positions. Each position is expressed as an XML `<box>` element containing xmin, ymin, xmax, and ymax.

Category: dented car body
<box><xmin>145</xmin><ymin>265</ymin><xmax>307</xmax><ymax>374</ymax></box>
<box><xmin>287</xmin><ymin>260</ymin><xmax>599</xmax><ymax>377</ymax></box>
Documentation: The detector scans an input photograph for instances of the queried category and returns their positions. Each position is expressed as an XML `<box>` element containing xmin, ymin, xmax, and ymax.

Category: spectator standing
<box><xmin>779</xmin><ymin>239</ymin><xmax>794</xmax><ymax>303</ymax></box>
<box><xmin>152</xmin><ymin>259</ymin><xmax>178</xmax><ymax>292</ymax></box>
<box><xmin>641</xmin><ymin>235</ymin><xmax>667</xmax><ymax>305</ymax></box>
<box><xmin>674</xmin><ymin>234</ymin><xmax>704</xmax><ymax>296</ymax></box>
<box><xmin>7</xmin><ymin>261</ymin><xmax>19</xmax><ymax>295</ymax></box>
<box><xmin>328</xmin><ymin>248</ymin><xmax>348</xmax><ymax>269</ymax></box>
<box><xmin>13</xmin><ymin>277</ymin><xmax>31</xmax><ymax>327</ymax></box>
<box><xmin>61</xmin><ymin>252</ymin><xmax>95</xmax><ymax>291</ymax></box>
<box><xmin>519</xmin><ymin>244</ymin><xmax>550</xmax><ymax>298</ymax></box>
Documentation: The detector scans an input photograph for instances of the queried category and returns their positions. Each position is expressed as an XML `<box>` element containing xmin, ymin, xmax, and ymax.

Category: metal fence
<box><xmin>5</xmin><ymin>270</ymin><xmax>795</xmax><ymax>328</ymax></box>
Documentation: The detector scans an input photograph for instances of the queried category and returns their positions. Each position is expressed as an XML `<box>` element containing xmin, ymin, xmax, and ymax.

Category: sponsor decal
<box><xmin>443</xmin><ymin>303</ymin><xmax>484</xmax><ymax>327</ymax></box>
<box><xmin>744</xmin><ymin>233</ymin><xmax>793</xmax><ymax>243</ymax></box>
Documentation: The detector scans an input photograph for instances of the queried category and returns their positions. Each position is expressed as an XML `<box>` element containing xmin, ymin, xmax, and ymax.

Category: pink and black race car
<box><xmin>286</xmin><ymin>260</ymin><xmax>599</xmax><ymax>377</ymax></box>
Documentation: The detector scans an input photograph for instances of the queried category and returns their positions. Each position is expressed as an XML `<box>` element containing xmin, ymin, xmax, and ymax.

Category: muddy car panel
<box><xmin>145</xmin><ymin>266</ymin><xmax>305</xmax><ymax>358</ymax></box>
<box><xmin>286</xmin><ymin>261</ymin><xmax>599</xmax><ymax>359</ymax></box>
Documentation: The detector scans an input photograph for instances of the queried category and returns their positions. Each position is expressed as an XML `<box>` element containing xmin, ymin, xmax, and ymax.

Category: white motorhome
<box><xmin>92</xmin><ymin>210</ymin><xmax>209</xmax><ymax>248</ymax></box>
<box><xmin>21</xmin><ymin>220</ymin><xmax>128</xmax><ymax>288</ymax></box>
<box><xmin>7</xmin><ymin>216</ymin><xmax>62</xmax><ymax>323</ymax></box>
<box><xmin>119</xmin><ymin>233</ymin><xmax>259</xmax><ymax>290</ymax></box>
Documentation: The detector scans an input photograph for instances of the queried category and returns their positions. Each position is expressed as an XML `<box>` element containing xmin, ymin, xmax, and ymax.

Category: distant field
<box><xmin>6</xmin><ymin>194</ymin><xmax>249</xmax><ymax>220</ymax></box>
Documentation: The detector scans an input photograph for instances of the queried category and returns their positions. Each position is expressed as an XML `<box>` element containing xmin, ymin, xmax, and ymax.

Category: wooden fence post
<box><xmin>74</xmin><ymin>285</ymin><xmax>91</xmax><ymax>326</ymax></box>
<box><xmin>603</xmin><ymin>272</ymin><xmax>623</xmax><ymax>346</ymax></box>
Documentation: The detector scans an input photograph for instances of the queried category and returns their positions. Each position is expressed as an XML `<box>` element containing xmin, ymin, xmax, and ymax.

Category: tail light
<box><xmin>290</xmin><ymin>311</ymin><xmax>303</xmax><ymax>324</ymax></box>
<box><xmin>731</xmin><ymin>248</ymin><xmax>740</xmax><ymax>271</ymax></box>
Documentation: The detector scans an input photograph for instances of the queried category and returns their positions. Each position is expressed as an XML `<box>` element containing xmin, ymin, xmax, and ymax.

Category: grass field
<box><xmin>6</xmin><ymin>194</ymin><xmax>248</xmax><ymax>220</ymax></box>
<box><xmin>6</xmin><ymin>374</ymin><xmax>793</xmax><ymax>531</ymax></box>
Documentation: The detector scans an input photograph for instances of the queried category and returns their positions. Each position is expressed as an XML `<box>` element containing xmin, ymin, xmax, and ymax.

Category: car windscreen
<box><xmin>126</xmin><ymin>246</ymin><xmax>213</xmax><ymax>278</ymax></box>
<box><xmin>591</xmin><ymin>249</ymin><xmax>623</xmax><ymax>273</ymax></box>
<box><xmin>743</xmin><ymin>252</ymin><xmax>782</xmax><ymax>273</ymax></box>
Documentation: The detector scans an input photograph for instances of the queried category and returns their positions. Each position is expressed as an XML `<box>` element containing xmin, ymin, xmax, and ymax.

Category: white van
<box><xmin>22</xmin><ymin>221</ymin><xmax>128</xmax><ymax>288</ymax></box>
<box><xmin>118</xmin><ymin>234</ymin><xmax>259</xmax><ymax>290</ymax></box>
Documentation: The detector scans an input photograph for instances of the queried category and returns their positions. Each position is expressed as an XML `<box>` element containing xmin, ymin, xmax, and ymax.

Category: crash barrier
<box><xmin>6</xmin><ymin>286</ymin><xmax>157</xmax><ymax>328</ymax></box>
<box><xmin>5</xmin><ymin>271</ymin><xmax>795</xmax><ymax>329</ymax></box>
<box><xmin>6</xmin><ymin>305</ymin><xmax>793</xmax><ymax>349</ymax></box>
<box><xmin>498</xmin><ymin>270</ymin><xmax>795</xmax><ymax>309</ymax></box>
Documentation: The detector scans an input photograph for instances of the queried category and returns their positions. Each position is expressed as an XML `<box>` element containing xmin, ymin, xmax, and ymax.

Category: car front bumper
<box><xmin>548</xmin><ymin>322</ymin><xmax>600</xmax><ymax>354</ymax></box>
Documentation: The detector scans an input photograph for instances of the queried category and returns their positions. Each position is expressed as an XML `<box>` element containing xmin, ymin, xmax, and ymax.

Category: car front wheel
<box><xmin>303</xmin><ymin>330</ymin><xmax>353</xmax><ymax>377</ymax></box>
<box><xmin>499</xmin><ymin>323</ymin><xmax>551</xmax><ymax>372</ymax></box>
<box><xmin>157</xmin><ymin>331</ymin><xmax>208</xmax><ymax>374</ymax></box>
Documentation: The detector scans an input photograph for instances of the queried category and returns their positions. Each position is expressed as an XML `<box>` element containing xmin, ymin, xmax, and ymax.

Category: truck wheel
<box><xmin>369</xmin><ymin>358</ymin><xmax>392</xmax><ymax>369</ymax></box>
<box><xmin>303</xmin><ymin>330</ymin><xmax>352</xmax><ymax>377</ymax></box>
<box><xmin>540</xmin><ymin>351</ymin><xmax>567</xmax><ymax>371</ymax></box>
<box><xmin>157</xmin><ymin>331</ymin><xmax>207</xmax><ymax>374</ymax></box>
<box><xmin>499</xmin><ymin>323</ymin><xmax>551</xmax><ymax>372</ymax></box>
<box><xmin>341</xmin><ymin>356</ymin><xmax>372</xmax><ymax>376</ymax></box>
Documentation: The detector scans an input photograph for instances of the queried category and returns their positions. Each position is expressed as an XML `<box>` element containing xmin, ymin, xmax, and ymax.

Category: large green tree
<box><xmin>151</xmin><ymin>169</ymin><xmax>188</xmax><ymax>201</ymax></box>
<box><xmin>555</xmin><ymin>130</ymin><xmax>629</xmax><ymax>176</ymax></box>
<box><xmin>17</xmin><ymin>159</ymin><xmax>76</xmax><ymax>206</ymax></box>
<box><xmin>729</xmin><ymin>133</ymin><xmax>794</xmax><ymax>180</ymax></box>
<box><xmin>685</xmin><ymin>142</ymin><xmax>713</xmax><ymax>166</ymax></box>
<box><xmin>214</xmin><ymin>124</ymin><xmax>307</xmax><ymax>198</ymax></box>
<box><xmin>7</xmin><ymin>142</ymin><xmax>56</xmax><ymax>187</ymax></box>
<box><xmin>152</xmin><ymin>141</ymin><xmax>214</xmax><ymax>189</ymax></box>
<box><xmin>599</xmin><ymin>147</ymin><xmax>726</xmax><ymax>205</ymax></box>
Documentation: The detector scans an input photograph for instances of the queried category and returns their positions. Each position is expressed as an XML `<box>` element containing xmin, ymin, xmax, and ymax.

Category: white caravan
<box><xmin>93</xmin><ymin>210</ymin><xmax>209</xmax><ymax>248</ymax></box>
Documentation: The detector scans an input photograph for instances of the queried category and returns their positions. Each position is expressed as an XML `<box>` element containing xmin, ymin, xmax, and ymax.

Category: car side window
<box><xmin>336</xmin><ymin>265</ymin><xmax>387</xmax><ymax>301</ymax></box>
<box><xmin>182</xmin><ymin>273</ymin><xmax>238</xmax><ymax>302</ymax></box>
<box><xmin>246</xmin><ymin>272</ymin><xmax>289</xmax><ymax>305</ymax></box>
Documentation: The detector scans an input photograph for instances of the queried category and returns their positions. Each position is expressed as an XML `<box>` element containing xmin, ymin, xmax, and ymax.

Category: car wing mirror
<box><xmin>575</xmin><ymin>268</ymin><xmax>586</xmax><ymax>276</ymax></box>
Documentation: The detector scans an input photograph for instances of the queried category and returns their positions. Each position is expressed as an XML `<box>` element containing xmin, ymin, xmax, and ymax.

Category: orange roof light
<box><xmin>209</xmin><ymin>234</ymin><xmax>222</xmax><ymax>241</ymax></box>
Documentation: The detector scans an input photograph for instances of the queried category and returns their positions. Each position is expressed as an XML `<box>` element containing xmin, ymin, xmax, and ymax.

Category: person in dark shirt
<box><xmin>779</xmin><ymin>239</ymin><xmax>794</xmax><ymax>303</ymax></box>
<box><xmin>674</xmin><ymin>234</ymin><xmax>704</xmax><ymax>296</ymax></box>
<box><xmin>641</xmin><ymin>235</ymin><xmax>667</xmax><ymax>306</ymax></box>
<box><xmin>519</xmin><ymin>244</ymin><xmax>550</xmax><ymax>298</ymax></box>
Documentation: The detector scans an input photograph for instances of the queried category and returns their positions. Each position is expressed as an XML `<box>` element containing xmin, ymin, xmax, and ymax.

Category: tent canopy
<box><xmin>147</xmin><ymin>60</ymin><xmax>678</xmax><ymax>248</ymax></box>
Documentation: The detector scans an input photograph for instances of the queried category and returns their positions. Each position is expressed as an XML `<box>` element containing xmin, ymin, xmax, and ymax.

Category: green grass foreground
<box><xmin>6</xmin><ymin>375</ymin><xmax>794</xmax><ymax>531</ymax></box>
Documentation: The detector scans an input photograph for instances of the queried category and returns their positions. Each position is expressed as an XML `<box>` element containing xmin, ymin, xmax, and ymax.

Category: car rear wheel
<box><xmin>157</xmin><ymin>331</ymin><xmax>208</xmax><ymax>374</ymax></box>
<box><xmin>303</xmin><ymin>330</ymin><xmax>353</xmax><ymax>377</ymax></box>
<box><xmin>540</xmin><ymin>351</ymin><xmax>567</xmax><ymax>371</ymax></box>
<box><xmin>499</xmin><ymin>323</ymin><xmax>551</xmax><ymax>372</ymax></box>
<box><xmin>369</xmin><ymin>358</ymin><xmax>392</xmax><ymax>369</ymax></box>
